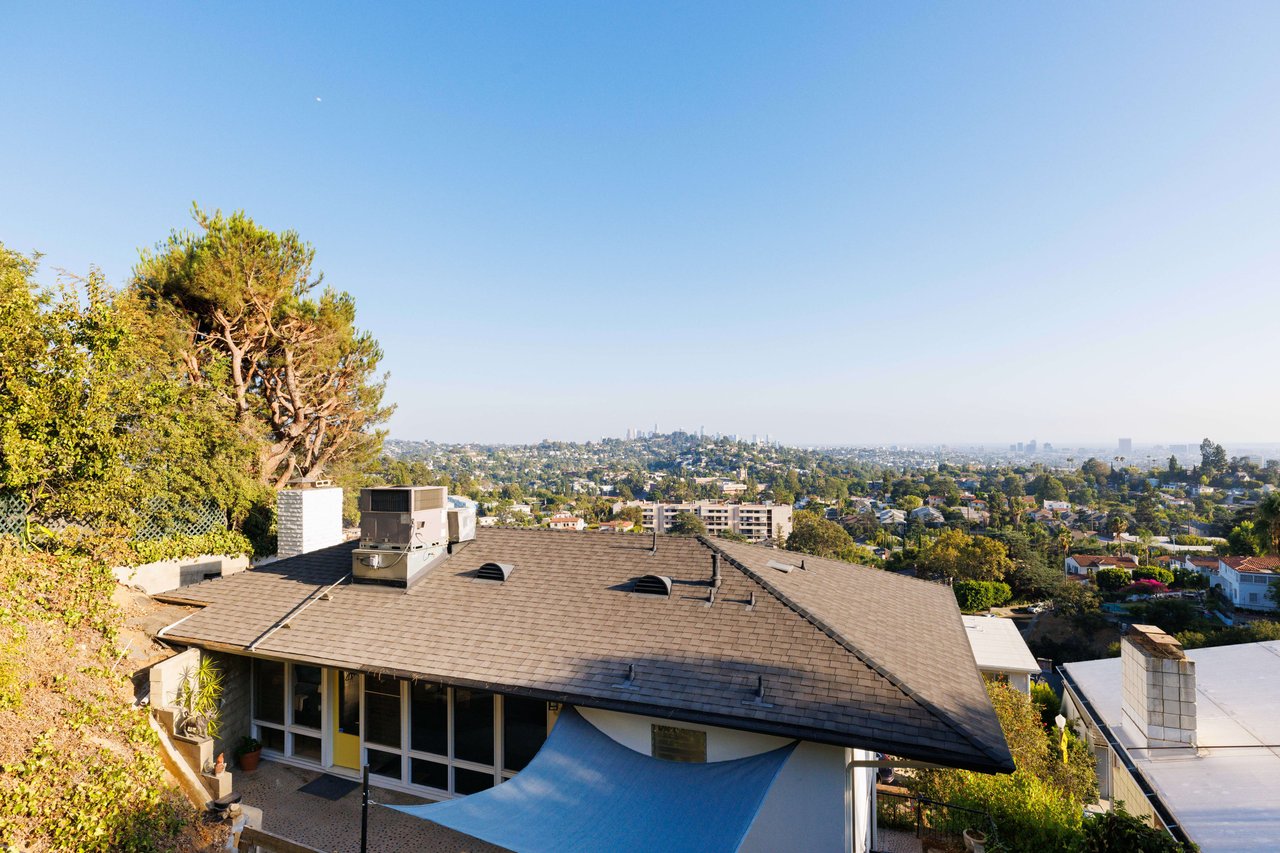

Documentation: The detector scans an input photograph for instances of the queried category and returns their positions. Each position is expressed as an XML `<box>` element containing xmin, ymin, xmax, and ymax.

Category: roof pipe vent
<box><xmin>650</xmin><ymin>528</ymin><xmax>658</xmax><ymax>554</ymax></box>
<box><xmin>711</xmin><ymin>553</ymin><xmax>722</xmax><ymax>589</ymax></box>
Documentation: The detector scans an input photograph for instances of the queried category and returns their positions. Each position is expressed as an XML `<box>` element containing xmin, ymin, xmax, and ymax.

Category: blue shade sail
<box><xmin>389</xmin><ymin>705</ymin><xmax>798</xmax><ymax>853</ymax></box>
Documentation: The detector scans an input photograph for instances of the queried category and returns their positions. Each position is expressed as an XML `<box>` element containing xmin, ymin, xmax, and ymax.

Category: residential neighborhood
<box><xmin>4</xmin><ymin>3</ymin><xmax>1278</xmax><ymax>852</ymax></box>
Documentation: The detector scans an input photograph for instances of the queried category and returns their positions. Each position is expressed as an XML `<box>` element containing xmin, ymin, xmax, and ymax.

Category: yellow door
<box><xmin>333</xmin><ymin>670</ymin><xmax>361</xmax><ymax>770</ymax></box>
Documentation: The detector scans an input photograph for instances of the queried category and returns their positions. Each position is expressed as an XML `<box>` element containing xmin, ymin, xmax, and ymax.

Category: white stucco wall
<box><xmin>577</xmin><ymin>707</ymin><xmax>861</xmax><ymax>853</ymax></box>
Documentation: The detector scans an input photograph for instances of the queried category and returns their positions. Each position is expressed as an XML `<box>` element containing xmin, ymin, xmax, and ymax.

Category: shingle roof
<box><xmin>156</xmin><ymin>528</ymin><xmax>1013</xmax><ymax>773</ymax></box>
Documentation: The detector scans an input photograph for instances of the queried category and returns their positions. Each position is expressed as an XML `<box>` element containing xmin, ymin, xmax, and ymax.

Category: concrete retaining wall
<box><xmin>114</xmin><ymin>553</ymin><xmax>249</xmax><ymax>595</ymax></box>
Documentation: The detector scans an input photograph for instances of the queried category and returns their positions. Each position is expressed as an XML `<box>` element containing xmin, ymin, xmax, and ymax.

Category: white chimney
<box><xmin>276</xmin><ymin>482</ymin><xmax>344</xmax><ymax>558</ymax></box>
<box><xmin>1121</xmin><ymin>624</ymin><xmax>1196</xmax><ymax>748</ymax></box>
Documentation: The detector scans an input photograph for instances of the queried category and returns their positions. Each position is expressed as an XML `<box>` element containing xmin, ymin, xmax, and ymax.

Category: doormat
<box><xmin>298</xmin><ymin>774</ymin><xmax>361</xmax><ymax>800</ymax></box>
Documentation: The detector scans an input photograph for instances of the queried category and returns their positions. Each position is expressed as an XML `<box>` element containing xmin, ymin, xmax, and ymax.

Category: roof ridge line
<box><xmin>697</xmin><ymin>536</ymin><xmax>1002</xmax><ymax>767</ymax></box>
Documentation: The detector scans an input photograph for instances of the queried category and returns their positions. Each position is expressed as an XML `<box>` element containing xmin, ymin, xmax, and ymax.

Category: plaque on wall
<box><xmin>651</xmin><ymin>724</ymin><xmax>707</xmax><ymax>763</ymax></box>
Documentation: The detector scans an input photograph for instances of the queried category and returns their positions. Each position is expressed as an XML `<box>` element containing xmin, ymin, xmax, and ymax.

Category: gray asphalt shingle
<box><xmin>157</xmin><ymin>528</ymin><xmax>1013</xmax><ymax>773</ymax></box>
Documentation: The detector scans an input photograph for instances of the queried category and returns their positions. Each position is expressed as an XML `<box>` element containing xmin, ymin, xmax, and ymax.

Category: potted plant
<box><xmin>236</xmin><ymin>735</ymin><xmax>263</xmax><ymax>772</ymax></box>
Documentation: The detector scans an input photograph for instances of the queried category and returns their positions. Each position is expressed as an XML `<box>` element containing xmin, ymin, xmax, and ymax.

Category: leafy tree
<box><xmin>1035</xmin><ymin>476</ymin><xmax>1068</xmax><ymax>502</ymax></box>
<box><xmin>896</xmin><ymin>494</ymin><xmax>924</xmax><ymax>511</ymax></box>
<box><xmin>134</xmin><ymin>206</ymin><xmax>393</xmax><ymax>489</ymax></box>
<box><xmin>1255</xmin><ymin>491</ymin><xmax>1280</xmax><ymax>554</ymax></box>
<box><xmin>1200</xmin><ymin>438</ymin><xmax>1227</xmax><ymax>477</ymax></box>
<box><xmin>667</xmin><ymin>511</ymin><xmax>706</xmax><ymax>535</ymax></box>
<box><xmin>785</xmin><ymin>511</ymin><xmax>876</xmax><ymax>564</ymax></box>
<box><xmin>1081</xmin><ymin>458</ymin><xmax>1111</xmax><ymax>481</ymax></box>
<box><xmin>1227</xmin><ymin>521</ymin><xmax>1263</xmax><ymax>556</ymax></box>
<box><xmin>918</xmin><ymin>528</ymin><xmax>1014</xmax><ymax>582</ymax></box>
<box><xmin>0</xmin><ymin>244</ymin><xmax>257</xmax><ymax>532</ymax></box>
<box><xmin>613</xmin><ymin>505</ymin><xmax>644</xmax><ymax>525</ymax></box>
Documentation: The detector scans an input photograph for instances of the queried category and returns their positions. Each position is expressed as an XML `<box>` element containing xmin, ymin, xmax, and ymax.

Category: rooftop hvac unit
<box><xmin>358</xmin><ymin>486</ymin><xmax>448</xmax><ymax>549</ymax></box>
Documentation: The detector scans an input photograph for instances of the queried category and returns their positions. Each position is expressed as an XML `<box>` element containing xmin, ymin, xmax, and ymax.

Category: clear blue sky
<box><xmin>3</xmin><ymin>2</ymin><xmax>1278</xmax><ymax>446</ymax></box>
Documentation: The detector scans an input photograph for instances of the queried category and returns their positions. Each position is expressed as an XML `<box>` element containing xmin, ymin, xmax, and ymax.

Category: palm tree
<box><xmin>1257</xmin><ymin>492</ymin><xmax>1280</xmax><ymax>554</ymax></box>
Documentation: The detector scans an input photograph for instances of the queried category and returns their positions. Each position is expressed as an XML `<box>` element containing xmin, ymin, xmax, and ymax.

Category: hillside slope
<box><xmin>0</xmin><ymin>539</ymin><xmax>223</xmax><ymax>851</ymax></box>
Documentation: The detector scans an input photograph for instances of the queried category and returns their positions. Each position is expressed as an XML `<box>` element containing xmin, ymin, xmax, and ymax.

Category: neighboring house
<box><xmin>961</xmin><ymin>616</ymin><xmax>1040</xmax><ymax>694</ymax></box>
<box><xmin>1217</xmin><ymin>556</ymin><xmax>1280</xmax><ymax>611</ymax></box>
<box><xmin>877</xmin><ymin>508</ymin><xmax>906</xmax><ymax>527</ymax></box>
<box><xmin>1062</xmin><ymin>627</ymin><xmax>1280</xmax><ymax>851</ymax></box>
<box><xmin>1182</xmin><ymin>556</ymin><xmax>1223</xmax><ymax>588</ymax></box>
<box><xmin>154</xmin><ymin>490</ymin><xmax>1013</xmax><ymax>853</ymax></box>
<box><xmin>547</xmin><ymin>514</ymin><xmax>586</xmax><ymax>531</ymax></box>
<box><xmin>1042</xmin><ymin>500</ymin><xmax>1071</xmax><ymax>513</ymax></box>
<box><xmin>1064</xmin><ymin>554</ymin><xmax>1140</xmax><ymax>578</ymax></box>
<box><xmin>952</xmin><ymin>506</ymin><xmax>989</xmax><ymax>526</ymax></box>
<box><xmin>909</xmin><ymin>506</ymin><xmax>945</xmax><ymax>527</ymax></box>
<box><xmin>597</xmin><ymin>519</ymin><xmax>634</xmax><ymax>533</ymax></box>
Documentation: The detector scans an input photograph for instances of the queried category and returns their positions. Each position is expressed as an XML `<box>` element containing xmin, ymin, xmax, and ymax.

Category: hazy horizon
<box><xmin>4</xmin><ymin>3</ymin><xmax>1278</xmax><ymax>447</ymax></box>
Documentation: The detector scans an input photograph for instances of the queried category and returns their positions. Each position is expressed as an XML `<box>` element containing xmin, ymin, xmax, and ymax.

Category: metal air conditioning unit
<box><xmin>353</xmin><ymin>486</ymin><xmax>449</xmax><ymax>587</ymax></box>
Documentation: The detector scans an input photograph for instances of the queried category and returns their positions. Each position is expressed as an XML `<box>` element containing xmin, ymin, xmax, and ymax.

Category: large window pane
<box><xmin>254</xmin><ymin>660</ymin><xmax>285</xmax><ymax>724</ymax></box>
<box><xmin>259</xmin><ymin>725</ymin><xmax>284</xmax><ymax>752</ymax></box>
<box><xmin>366</xmin><ymin>748</ymin><xmax>401</xmax><ymax>779</ymax></box>
<box><xmin>292</xmin><ymin>733</ymin><xmax>322</xmax><ymax>763</ymax></box>
<box><xmin>364</xmin><ymin>674</ymin><xmax>402</xmax><ymax>748</ymax></box>
<box><xmin>410</xmin><ymin>681</ymin><xmax>448</xmax><ymax>756</ymax></box>
<box><xmin>453</xmin><ymin>688</ymin><xmax>494</xmax><ymax>765</ymax></box>
<box><xmin>455</xmin><ymin>767</ymin><xmax>495</xmax><ymax>795</ymax></box>
<box><xmin>410</xmin><ymin>758</ymin><xmax>448</xmax><ymax>790</ymax></box>
<box><xmin>292</xmin><ymin>665</ymin><xmax>323</xmax><ymax>729</ymax></box>
<box><xmin>502</xmin><ymin>696</ymin><xmax>547</xmax><ymax>772</ymax></box>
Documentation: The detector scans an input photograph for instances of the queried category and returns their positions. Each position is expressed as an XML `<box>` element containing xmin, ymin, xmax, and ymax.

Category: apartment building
<box><xmin>612</xmin><ymin>500</ymin><xmax>793</xmax><ymax>542</ymax></box>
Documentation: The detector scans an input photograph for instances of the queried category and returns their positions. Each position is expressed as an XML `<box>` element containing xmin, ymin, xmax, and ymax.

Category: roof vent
<box><xmin>633</xmin><ymin>574</ymin><xmax>672</xmax><ymax>597</ymax></box>
<box><xmin>476</xmin><ymin>562</ymin><xmax>514</xmax><ymax>582</ymax></box>
<box><xmin>766</xmin><ymin>559</ymin><xmax>795</xmax><ymax>574</ymax></box>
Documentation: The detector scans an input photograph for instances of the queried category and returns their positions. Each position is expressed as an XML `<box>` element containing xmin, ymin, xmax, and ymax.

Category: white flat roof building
<box><xmin>1062</xmin><ymin>635</ymin><xmax>1280</xmax><ymax>850</ymax></box>
<box><xmin>961</xmin><ymin>615</ymin><xmax>1040</xmax><ymax>693</ymax></box>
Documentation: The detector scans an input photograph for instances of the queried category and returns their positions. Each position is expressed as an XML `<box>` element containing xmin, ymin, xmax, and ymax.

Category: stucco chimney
<box><xmin>276</xmin><ymin>481</ymin><xmax>344</xmax><ymax>558</ymax></box>
<box><xmin>1121</xmin><ymin>624</ymin><xmax>1196</xmax><ymax>748</ymax></box>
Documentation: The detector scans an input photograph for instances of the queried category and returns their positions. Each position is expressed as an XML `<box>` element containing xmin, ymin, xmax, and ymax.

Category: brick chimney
<box><xmin>276</xmin><ymin>481</ymin><xmax>343</xmax><ymax>558</ymax></box>
<box><xmin>1121</xmin><ymin>624</ymin><xmax>1196</xmax><ymax>748</ymax></box>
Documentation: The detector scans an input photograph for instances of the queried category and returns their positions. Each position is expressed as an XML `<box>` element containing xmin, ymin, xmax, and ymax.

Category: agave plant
<box><xmin>174</xmin><ymin>656</ymin><xmax>223</xmax><ymax>740</ymax></box>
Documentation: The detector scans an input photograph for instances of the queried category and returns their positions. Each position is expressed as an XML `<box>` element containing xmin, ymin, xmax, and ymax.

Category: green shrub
<box><xmin>1133</xmin><ymin>567</ymin><xmax>1174</xmax><ymax>585</ymax></box>
<box><xmin>909</xmin><ymin>682</ymin><xmax>1097</xmax><ymax>852</ymax></box>
<box><xmin>126</xmin><ymin>530</ymin><xmax>252</xmax><ymax>566</ymax></box>
<box><xmin>1095</xmin><ymin>567</ymin><xmax>1130</xmax><ymax>592</ymax></box>
<box><xmin>1031</xmin><ymin>681</ymin><xmax>1061</xmax><ymax>729</ymax></box>
<box><xmin>954</xmin><ymin>580</ymin><xmax>1012</xmax><ymax>612</ymax></box>
<box><xmin>1074</xmin><ymin>801</ymin><xmax>1196</xmax><ymax>852</ymax></box>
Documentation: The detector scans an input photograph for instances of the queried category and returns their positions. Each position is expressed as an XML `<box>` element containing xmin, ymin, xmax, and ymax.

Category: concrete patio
<box><xmin>234</xmin><ymin>761</ymin><xmax>508</xmax><ymax>852</ymax></box>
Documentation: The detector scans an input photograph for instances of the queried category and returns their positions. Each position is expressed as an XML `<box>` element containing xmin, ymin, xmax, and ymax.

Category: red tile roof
<box><xmin>1070</xmin><ymin>554</ymin><xmax>1139</xmax><ymax>569</ymax></box>
<box><xmin>1220</xmin><ymin>556</ymin><xmax>1280</xmax><ymax>575</ymax></box>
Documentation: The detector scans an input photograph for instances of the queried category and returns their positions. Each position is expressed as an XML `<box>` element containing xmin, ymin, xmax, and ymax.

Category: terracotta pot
<box><xmin>963</xmin><ymin>828</ymin><xmax>987</xmax><ymax>853</ymax></box>
<box><xmin>239</xmin><ymin>749</ymin><xmax>261</xmax><ymax>772</ymax></box>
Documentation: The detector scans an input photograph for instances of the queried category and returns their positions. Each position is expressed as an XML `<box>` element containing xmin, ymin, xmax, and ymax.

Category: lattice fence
<box><xmin>0</xmin><ymin>492</ymin><xmax>26</xmax><ymax>538</ymax></box>
<box><xmin>0</xmin><ymin>492</ymin><xmax>227</xmax><ymax>541</ymax></box>
<box><xmin>132</xmin><ymin>500</ymin><xmax>228</xmax><ymax>541</ymax></box>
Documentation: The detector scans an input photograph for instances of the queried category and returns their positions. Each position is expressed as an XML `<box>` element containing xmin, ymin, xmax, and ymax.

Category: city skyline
<box><xmin>4</xmin><ymin>3</ymin><xmax>1278</xmax><ymax>445</ymax></box>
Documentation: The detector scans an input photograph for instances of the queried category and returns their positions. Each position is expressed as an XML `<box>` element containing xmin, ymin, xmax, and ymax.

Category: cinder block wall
<box><xmin>210</xmin><ymin>652</ymin><xmax>252</xmax><ymax>759</ymax></box>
